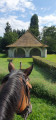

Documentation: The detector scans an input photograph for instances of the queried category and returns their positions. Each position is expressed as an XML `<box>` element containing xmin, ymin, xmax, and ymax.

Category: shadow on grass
<box><xmin>32</xmin><ymin>63</ymin><xmax>56</xmax><ymax>83</ymax></box>
<box><xmin>0</xmin><ymin>53</ymin><xmax>7</xmax><ymax>58</ymax></box>
<box><xmin>31</xmin><ymin>94</ymin><xmax>56</xmax><ymax>106</ymax></box>
<box><xmin>0</xmin><ymin>61</ymin><xmax>55</xmax><ymax>83</ymax></box>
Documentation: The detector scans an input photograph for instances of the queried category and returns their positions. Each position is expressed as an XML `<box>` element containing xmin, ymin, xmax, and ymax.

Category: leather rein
<box><xmin>17</xmin><ymin>77</ymin><xmax>30</xmax><ymax>115</ymax></box>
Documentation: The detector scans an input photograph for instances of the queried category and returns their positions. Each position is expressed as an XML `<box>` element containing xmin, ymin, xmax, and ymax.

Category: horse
<box><xmin>0</xmin><ymin>62</ymin><xmax>33</xmax><ymax>120</ymax></box>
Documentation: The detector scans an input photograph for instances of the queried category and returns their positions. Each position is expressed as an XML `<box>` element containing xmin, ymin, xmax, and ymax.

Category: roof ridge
<box><xmin>27</xmin><ymin>30</ymin><xmax>48</xmax><ymax>47</ymax></box>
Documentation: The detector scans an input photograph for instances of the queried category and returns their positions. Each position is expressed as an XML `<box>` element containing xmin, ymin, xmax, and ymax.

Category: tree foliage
<box><xmin>42</xmin><ymin>26</ymin><xmax>56</xmax><ymax>53</ymax></box>
<box><xmin>0</xmin><ymin>37</ymin><xmax>3</xmax><ymax>52</ymax></box>
<box><xmin>17</xmin><ymin>29</ymin><xmax>25</xmax><ymax>38</ymax></box>
<box><xmin>2</xmin><ymin>32</ymin><xmax>18</xmax><ymax>50</ymax></box>
<box><xmin>1</xmin><ymin>22</ymin><xmax>26</xmax><ymax>51</ymax></box>
<box><xmin>1</xmin><ymin>22</ymin><xmax>18</xmax><ymax>50</ymax></box>
<box><xmin>5</xmin><ymin>22</ymin><xmax>12</xmax><ymax>33</ymax></box>
<box><xmin>29</xmin><ymin>14</ymin><xmax>39</xmax><ymax>38</ymax></box>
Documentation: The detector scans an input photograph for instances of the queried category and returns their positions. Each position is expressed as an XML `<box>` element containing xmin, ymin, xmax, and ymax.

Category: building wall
<box><xmin>8</xmin><ymin>47</ymin><xmax>47</xmax><ymax>58</ymax></box>
<box><xmin>8</xmin><ymin>48</ymin><xmax>14</xmax><ymax>57</ymax></box>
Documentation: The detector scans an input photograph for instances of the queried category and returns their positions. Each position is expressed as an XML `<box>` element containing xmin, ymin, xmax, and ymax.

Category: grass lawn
<box><xmin>43</xmin><ymin>54</ymin><xmax>56</xmax><ymax>63</ymax></box>
<box><xmin>0</xmin><ymin>53</ymin><xmax>7</xmax><ymax>58</ymax></box>
<box><xmin>0</xmin><ymin>56</ymin><xmax>56</xmax><ymax>120</ymax></box>
<box><xmin>14</xmin><ymin>96</ymin><xmax>56</xmax><ymax>120</ymax></box>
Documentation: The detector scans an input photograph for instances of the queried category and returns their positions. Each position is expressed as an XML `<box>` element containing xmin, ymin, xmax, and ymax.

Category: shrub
<box><xmin>31</xmin><ymin>79</ymin><xmax>56</xmax><ymax>104</ymax></box>
<box><xmin>33</xmin><ymin>56</ymin><xmax>56</xmax><ymax>79</ymax></box>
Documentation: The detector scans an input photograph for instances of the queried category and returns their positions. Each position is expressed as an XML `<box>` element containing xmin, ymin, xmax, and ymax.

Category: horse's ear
<box><xmin>24</xmin><ymin>64</ymin><xmax>33</xmax><ymax>77</ymax></box>
<box><xmin>8</xmin><ymin>62</ymin><xmax>15</xmax><ymax>72</ymax></box>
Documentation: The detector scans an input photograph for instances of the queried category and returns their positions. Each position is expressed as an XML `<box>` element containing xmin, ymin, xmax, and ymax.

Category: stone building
<box><xmin>7</xmin><ymin>31</ymin><xmax>48</xmax><ymax>58</ymax></box>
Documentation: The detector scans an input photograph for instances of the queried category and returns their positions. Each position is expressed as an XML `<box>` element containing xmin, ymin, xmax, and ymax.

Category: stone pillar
<box><xmin>24</xmin><ymin>48</ymin><xmax>30</xmax><ymax>57</ymax></box>
<box><xmin>41</xmin><ymin>48</ymin><xmax>47</xmax><ymax>57</ymax></box>
<box><xmin>8</xmin><ymin>49</ymin><xmax>12</xmax><ymax>57</ymax></box>
<box><xmin>23</xmin><ymin>48</ymin><xmax>32</xmax><ymax>57</ymax></box>
<box><xmin>8</xmin><ymin>48</ymin><xmax>14</xmax><ymax>58</ymax></box>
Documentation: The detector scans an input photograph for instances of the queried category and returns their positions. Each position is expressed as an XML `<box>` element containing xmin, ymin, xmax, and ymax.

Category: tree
<box><xmin>17</xmin><ymin>29</ymin><xmax>26</xmax><ymax>38</ymax></box>
<box><xmin>42</xmin><ymin>26</ymin><xmax>56</xmax><ymax>53</ymax></box>
<box><xmin>29</xmin><ymin>14</ymin><xmax>39</xmax><ymax>38</ymax></box>
<box><xmin>2</xmin><ymin>22</ymin><xmax>18</xmax><ymax>50</ymax></box>
<box><xmin>2</xmin><ymin>32</ymin><xmax>18</xmax><ymax>50</ymax></box>
<box><xmin>0</xmin><ymin>37</ymin><xmax>3</xmax><ymax>52</ymax></box>
<box><xmin>5</xmin><ymin>22</ymin><xmax>12</xmax><ymax>33</ymax></box>
<box><xmin>0</xmin><ymin>22</ymin><xmax>26</xmax><ymax>52</ymax></box>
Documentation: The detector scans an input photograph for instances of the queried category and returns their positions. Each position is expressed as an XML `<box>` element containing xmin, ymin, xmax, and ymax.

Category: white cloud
<box><xmin>21</xmin><ymin>14</ymin><xmax>26</xmax><ymax>18</ymax></box>
<box><xmin>39</xmin><ymin>15</ymin><xmax>56</xmax><ymax>32</ymax></box>
<box><xmin>0</xmin><ymin>0</ymin><xmax>35</xmax><ymax>12</ymax></box>
<box><xmin>0</xmin><ymin>15</ymin><xmax>30</xmax><ymax>36</ymax></box>
<box><xmin>1</xmin><ymin>14</ymin><xmax>56</xmax><ymax>36</ymax></box>
<box><xmin>40</xmin><ymin>7</ymin><xmax>51</xmax><ymax>11</ymax></box>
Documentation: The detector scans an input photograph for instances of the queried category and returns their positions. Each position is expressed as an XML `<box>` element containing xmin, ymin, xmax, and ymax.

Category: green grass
<box><xmin>43</xmin><ymin>54</ymin><xmax>56</xmax><ymax>63</ymax></box>
<box><xmin>0</xmin><ymin>55</ymin><xmax>56</xmax><ymax>119</ymax></box>
<box><xmin>14</xmin><ymin>96</ymin><xmax>56</xmax><ymax>120</ymax></box>
<box><xmin>0</xmin><ymin>53</ymin><xmax>7</xmax><ymax>58</ymax></box>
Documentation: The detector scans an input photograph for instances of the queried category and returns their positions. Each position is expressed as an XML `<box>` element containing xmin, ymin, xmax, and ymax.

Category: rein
<box><xmin>0</xmin><ymin>62</ymin><xmax>33</xmax><ymax>120</ymax></box>
<box><xmin>17</xmin><ymin>77</ymin><xmax>30</xmax><ymax>115</ymax></box>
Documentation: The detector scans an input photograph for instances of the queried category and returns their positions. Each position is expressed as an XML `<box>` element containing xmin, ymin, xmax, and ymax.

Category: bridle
<box><xmin>1</xmin><ymin>72</ymin><xmax>31</xmax><ymax>119</ymax></box>
<box><xmin>17</xmin><ymin>76</ymin><xmax>31</xmax><ymax>118</ymax></box>
<box><xmin>1</xmin><ymin>70</ymin><xmax>31</xmax><ymax>117</ymax></box>
<box><xmin>1</xmin><ymin>61</ymin><xmax>33</xmax><ymax>120</ymax></box>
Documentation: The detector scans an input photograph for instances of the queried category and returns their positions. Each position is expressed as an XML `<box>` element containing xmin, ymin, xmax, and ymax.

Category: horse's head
<box><xmin>8</xmin><ymin>62</ymin><xmax>33</xmax><ymax>119</ymax></box>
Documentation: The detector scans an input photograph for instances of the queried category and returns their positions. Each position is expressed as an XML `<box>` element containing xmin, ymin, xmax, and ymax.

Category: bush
<box><xmin>33</xmin><ymin>56</ymin><xmax>56</xmax><ymax>79</ymax></box>
<box><xmin>31</xmin><ymin>79</ymin><xmax>56</xmax><ymax>104</ymax></box>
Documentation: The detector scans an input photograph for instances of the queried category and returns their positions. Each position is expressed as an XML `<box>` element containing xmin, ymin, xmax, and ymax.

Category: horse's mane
<box><xmin>1</xmin><ymin>74</ymin><xmax>10</xmax><ymax>84</ymax></box>
<box><xmin>0</xmin><ymin>70</ymin><xmax>25</xmax><ymax>120</ymax></box>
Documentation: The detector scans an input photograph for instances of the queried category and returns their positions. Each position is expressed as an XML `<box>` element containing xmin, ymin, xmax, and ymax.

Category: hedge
<box><xmin>33</xmin><ymin>56</ymin><xmax>56</xmax><ymax>79</ymax></box>
<box><xmin>31</xmin><ymin>79</ymin><xmax>56</xmax><ymax>104</ymax></box>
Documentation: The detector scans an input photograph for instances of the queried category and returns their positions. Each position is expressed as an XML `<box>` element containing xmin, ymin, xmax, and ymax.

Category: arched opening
<box><xmin>30</xmin><ymin>48</ymin><xmax>41</xmax><ymax>57</ymax></box>
<box><xmin>15</xmin><ymin>48</ymin><xmax>25</xmax><ymax>58</ymax></box>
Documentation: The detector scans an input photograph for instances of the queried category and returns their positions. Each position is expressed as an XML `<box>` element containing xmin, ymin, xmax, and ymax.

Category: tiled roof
<box><xmin>7</xmin><ymin>31</ymin><xmax>48</xmax><ymax>47</ymax></box>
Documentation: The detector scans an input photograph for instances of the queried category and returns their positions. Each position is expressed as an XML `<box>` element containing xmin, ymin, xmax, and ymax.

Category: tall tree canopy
<box><xmin>2</xmin><ymin>32</ymin><xmax>18</xmax><ymax>50</ymax></box>
<box><xmin>0</xmin><ymin>37</ymin><xmax>3</xmax><ymax>52</ymax></box>
<box><xmin>42</xmin><ymin>26</ymin><xmax>56</xmax><ymax>53</ymax></box>
<box><xmin>17</xmin><ymin>29</ymin><xmax>25</xmax><ymax>38</ymax></box>
<box><xmin>29</xmin><ymin>14</ymin><xmax>39</xmax><ymax>38</ymax></box>
<box><xmin>1</xmin><ymin>22</ymin><xmax>26</xmax><ymax>51</ymax></box>
<box><xmin>5</xmin><ymin>22</ymin><xmax>12</xmax><ymax>33</ymax></box>
<box><xmin>2</xmin><ymin>22</ymin><xmax>18</xmax><ymax>50</ymax></box>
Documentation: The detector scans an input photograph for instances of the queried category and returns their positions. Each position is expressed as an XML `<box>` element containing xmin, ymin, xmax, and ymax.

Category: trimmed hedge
<box><xmin>33</xmin><ymin>56</ymin><xmax>56</xmax><ymax>79</ymax></box>
<box><xmin>31</xmin><ymin>79</ymin><xmax>56</xmax><ymax>104</ymax></box>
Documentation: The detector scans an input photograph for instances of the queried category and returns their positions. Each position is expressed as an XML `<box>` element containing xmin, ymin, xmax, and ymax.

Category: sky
<box><xmin>0</xmin><ymin>0</ymin><xmax>56</xmax><ymax>36</ymax></box>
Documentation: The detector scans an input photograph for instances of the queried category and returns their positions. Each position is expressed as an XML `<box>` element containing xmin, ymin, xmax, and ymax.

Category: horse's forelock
<box><xmin>9</xmin><ymin>69</ymin><xmax>25</xmax><ymax>80</ymax></box>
